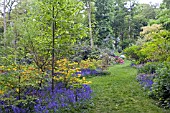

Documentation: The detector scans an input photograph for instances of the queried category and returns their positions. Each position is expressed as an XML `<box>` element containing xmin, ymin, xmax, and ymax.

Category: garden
<box><xmin>0</xmin><ymin>0</ymin><xmax>170</xmax><ymax>113</ymax></box>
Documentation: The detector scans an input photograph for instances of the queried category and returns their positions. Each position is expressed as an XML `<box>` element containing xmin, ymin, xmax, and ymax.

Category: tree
<box><xmin>163</xmin><ymin>0</ymin><xmax>170</xmax><ymax>9</ymax></box>
<box><xmin>150</xmin><ymin>2</ymin><xmax>170</xmax><ymax>30</ymax></box>
<box><xmin>3</xmin><ymin>0</ymin><xmax>87</xmax><ymax>90</ymax></box>
<box><xmin>87</xmin><ymin>0</ymin><xmax>94</xmax><ymax>48</ymax></box>
<box><xmin>95</xmin><ymin>0</ymin><xmax>114</xmax><ymax>48</ymax></box>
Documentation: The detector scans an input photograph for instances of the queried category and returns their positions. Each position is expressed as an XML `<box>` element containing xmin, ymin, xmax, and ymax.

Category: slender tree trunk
<box><xmin>128</xmin><ymin>0</ymin><xmax>132</xmax><ymax>39</ymax></box>
<box><xmin>51</xmin><ymin>6</ymin><xmax>55</xmax><ymax>92</ymax></box>
<box><xmin>3</xmin><ymin>0</ymin><xmax>7</xmax><ymax>35</ymax></box>
<box><xmin>87</xmin><ymin>0</ymin><xmax>93</xmax><ymax>48</ymax></box>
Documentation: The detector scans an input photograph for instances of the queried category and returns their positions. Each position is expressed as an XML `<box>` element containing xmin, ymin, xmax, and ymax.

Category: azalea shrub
<box><xmin>79</xmin><ymin>59</ymin><xmax>102</xmax><ymax>70</ymax></box>
<box><xmin>124</xmin><ymin>30</ymin><xmax>170</xmax><ymax>64</ymax></box>
<box><xmin>114</xmin><ymin>56</ymin><xmax>124</xmax><ymax>64</ymax></box>
<box><xmin>0</xmin><ymin>65</ymin><xmax>46</xmax><ymax>95</ymax></box>
<box><xmin>0</xmin><ymin>58</ymin><xmax>94</xmax><ymax>113</ymax></box>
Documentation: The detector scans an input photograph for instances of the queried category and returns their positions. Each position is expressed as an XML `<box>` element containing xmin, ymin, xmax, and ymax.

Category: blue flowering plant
<box><xmin>136</xmin><ymin>74</ymin><xmax>154</xmax><ymax>90</ymax></box>
<box><xmin>0</xmin><ymin>82</ymin><xmax>93</xmax><ymax>113</ymax></box>
<box><xmin>0</xmin><ymin>59</ymin><xmax>93</xmax><ymax>113</ymax></box>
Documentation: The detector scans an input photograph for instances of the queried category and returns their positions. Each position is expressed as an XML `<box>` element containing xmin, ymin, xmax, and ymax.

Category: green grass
<box><xmin>88</xmin><ymin>60</ymin><xmax>170</xmax><ymax>113</ymax></box>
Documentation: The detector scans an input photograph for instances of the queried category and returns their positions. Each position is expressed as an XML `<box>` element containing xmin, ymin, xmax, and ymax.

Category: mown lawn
<box><xmin>88</xmin><ymin>60</ymin><xmax>170</xmax><ymax>113</ymax></box>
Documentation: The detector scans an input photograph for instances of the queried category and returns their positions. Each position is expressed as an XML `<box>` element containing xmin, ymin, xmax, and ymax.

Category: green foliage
<box><xmin>119</xmin><ymin>39</ymin><xmax>135</xmax><ymax>49</ymax></box>
<box><xmin>152</xmin><ymin>62</ymin><xmax>170</xmax><ymax>108</ymax></box>
<box><xmin>140</xmin><ymin>30</ymin><xmax>170</xmax><ymax>62</ymax></box>
<box><xmin>94</xmin><ymin>0</ymin><xmax>113</xmax><ymax>47</ymax></box>
<box><xmin>124</xmin><ymin>45</ymin><xmax>141</xmax><ymax>61</ymax></box>
<box><xmin>71</xmin><ymin>44</ymin><xmax>101</xmax><ymax>62</ymax></box>
<box><xmin>125</xmin><ymin>28</ymin><xmax>170</xmax><ymax>64</ymax></box>
<box><xmin>138</xmin><ymin>62</ymin><xmax>159</xmax><ymax>74</ymax></box>
<box><xmin>150</xmin><ymin>8</ymin><xmax>170</xmax><ymax>30</ymax></box>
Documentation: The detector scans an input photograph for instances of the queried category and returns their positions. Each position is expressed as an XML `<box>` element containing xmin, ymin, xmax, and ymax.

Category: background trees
<box><xmin>0</xmin><ymin>0</ymin><xmax>169</xmax><ymax>62</ymax></box>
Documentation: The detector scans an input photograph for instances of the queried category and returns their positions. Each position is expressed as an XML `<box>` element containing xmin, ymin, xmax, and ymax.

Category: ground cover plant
<box><xmin>0</xmin><ymin>58</ymin><xmax>98</xmax><ymax>112</ymax></box>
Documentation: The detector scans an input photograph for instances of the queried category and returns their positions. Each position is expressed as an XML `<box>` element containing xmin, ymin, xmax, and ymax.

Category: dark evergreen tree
<box><xmin>94</xmin><ymin>0</ymin><xmax>114</xmax><ymax>48</ymax></box>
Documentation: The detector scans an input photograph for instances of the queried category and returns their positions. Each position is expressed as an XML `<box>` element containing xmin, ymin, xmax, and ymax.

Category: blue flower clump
<box><xmin>76</xmin><ymin>68</ymin><xmax>99</xmax><ymax>77</ymax></box>
<box><xmin>136</xmin><ymin>74</ymin><xmax>154</xmax><ymax>90</ymax></box>
<box><xmin>0</xmin><ymin>82</ymin><xmax>92</xmax><ymax>113</ymax></box>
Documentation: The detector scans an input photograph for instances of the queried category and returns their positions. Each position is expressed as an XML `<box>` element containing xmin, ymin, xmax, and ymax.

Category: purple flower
<box><xmin>0</xmin><ymin>81</ymin><xmax>92</xmax><ymax>113</ymax></box>
<box><xmin>137</xmin><ymin>74</ymin><xmax>155</xmax><ymax>89</ymax></box>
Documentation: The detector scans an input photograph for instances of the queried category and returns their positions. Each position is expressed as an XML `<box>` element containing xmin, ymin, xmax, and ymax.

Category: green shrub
<box><xmin>151</xmin><ymin>62</ymin><xmax>170</xmax><ymax>108</ymax></box>
<box><xmin>124</xmin><ymin>45</ymin><xmax>141</xmax><ymax>62</ymax></box>
<box><xmin>138</xmin><ymin>62</ymin><xmax>159</xmax><ymax>74</ymax></box>
<box><xmin>71</xmin><ymin>45</ymin><xmax>101</xmax><ymax>62</ymax></box>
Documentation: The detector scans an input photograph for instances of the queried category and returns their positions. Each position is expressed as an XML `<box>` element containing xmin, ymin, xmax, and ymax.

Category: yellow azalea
<box><xmin>66</xmin><ymin>74</ymin><xmax>70</xmax><ymax>77</ymax></box>
<box><xmin>78</xmin><ymin>79</ymin><xmax>83</xmax><ymax>83</ymax></box>
<box><xmin>76</xmin><ymin>68</ymin><xmax>80</xmax><ymax>71</ymax></box>
<box><xmin>53</xmin><ymin>77</ymin><xmax>58</xmax><ymax>81</ymax></box>
<box><xmin>0</xmin><ymin>90</ymin><xmax>4</xmax><ymax>94</ymax></box>
<box><xmin>21</xmin><ymin>71</ymin><xmax>26</xmax><ymax>75</ymax></box>
<box><xmin>36</xmin><ymin>80</ymin><xmax>41</xmax><ymax>84</ymax></box>
<box><xmin>84</xmin><ymin>81</ymin><xmax>92</xmax><ymax>84</ymax></box>
<box><xmin>28</xmin><ymin>67</ymin><xmax>35</xmax><ymax>70</ymax></box>
<box><xmin>59</xmin><ymin>76</ymin><xmax>63</xmax><ymax>80</ymax></box>
<box><xmin>0</xmin><ymin>66</ymin><xmax>5</xmax><ymax>68</ymax></box>
<box><xmin>73</xmin><ymin>62</ymin><xmax>78</xmax><ymax>65</ymax></box>
<box><xmin>13</xmin><ymin>68</ymin><xmax>17</xmax><ymax>71</ymax></box>
<box><xmin>16</xmin><ymin>88</ymin><xmax>19</xmax><ymax>93</ymax></box>
<box><xmin>82</xmin><ymin>77</ymin><xmax>86</xmax><ymax>81</ymax></box>
<box><xmin>68</xmin><ymin>63</ymin><xmax>74</xmax><ymax>66</ymax></box>
<box><xmin>77</xmin><ymin>74</ymin><xmax>81</xmax><ymax>77</ymax></box>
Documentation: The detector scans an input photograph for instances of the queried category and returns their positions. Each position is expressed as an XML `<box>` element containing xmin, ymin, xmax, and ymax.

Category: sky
<box><xmin>138</xmin><ymin>0</ymin><xmax>163</xmax><ymax>4</ymax></box>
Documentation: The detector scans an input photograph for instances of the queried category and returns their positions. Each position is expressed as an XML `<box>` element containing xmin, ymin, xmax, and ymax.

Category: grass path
<box><xmin>88</xmin><ymin>61</ymin><xmax>170</xmax><ymax>113</ymax></box>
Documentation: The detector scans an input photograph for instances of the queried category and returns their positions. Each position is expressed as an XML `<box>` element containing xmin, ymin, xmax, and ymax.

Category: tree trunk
<box><xmin>51</xmin><ymin>6</ymin><xmax>55</xmax><ymax>92</ymax></box>
<box><xmin>87</xmin><ymin>0</ymin><xmax>93</xmax><ymax>48</ymax></box>
<box><xmin>3</xmin><ymin>0</ymin><xmax>7</xmax><ymax>35</ymax></box>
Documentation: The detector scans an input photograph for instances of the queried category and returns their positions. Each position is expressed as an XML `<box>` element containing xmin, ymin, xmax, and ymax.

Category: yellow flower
<box><xmin>13</xmin><ymin>68</ymin><xmax>17</xmax><ymax>71</ymax></box>
<box><xmin>84</xmin><ymin>81</ymin><xmax>92</xmax><ymax>84</ymax></box>
<box><xmin>16</xmin><ymin>88</ymin><xmax>19</xmax><ymax>93</ymax></box>
<box><xmin>0</xmin><ymin>90</ymin><xmax>4</xmax><ymax>94</ymax></box>
<box><xmin>0</xmin><ymin>66</ymin><xmax>4</xmax><ymax>69</ymax></box>
<box><xmin>77</xmin><ymin>74</ymin><xmax>81</xmax><ymax>77</ymax></box>
<box><xmin>82</xmin><ymin>77</ymin><xmax>85</xmax><ymax>81</ymax></box>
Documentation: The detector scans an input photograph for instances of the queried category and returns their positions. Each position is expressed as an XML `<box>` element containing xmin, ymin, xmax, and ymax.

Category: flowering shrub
<box><xmin>51</xmin><ymin>58</ymin><xmax>93</xmax><ymax>86</ymax></box>
<box><xmin>114</xmin><ymin>56</ymin><xmax>124</xmax><ymax>64</ymax></box>
<box><xmin>0</xmin><ymin>65</ymin><xmax>46</xmax><ymax>95</ymax></box>
<box><xmin>79</xmin><ymin>59</ymin><xmax>102</xmax><ymax>70</ymax></box>
<box><xmin>0</xmin><ymin>58</ymin><xmax>94</xmax><ymax>112</ymax></box>
<box><xmin>0</xmin><ymin>59</ymin><xmax>95</xmax><ymax>113</ymax></box>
